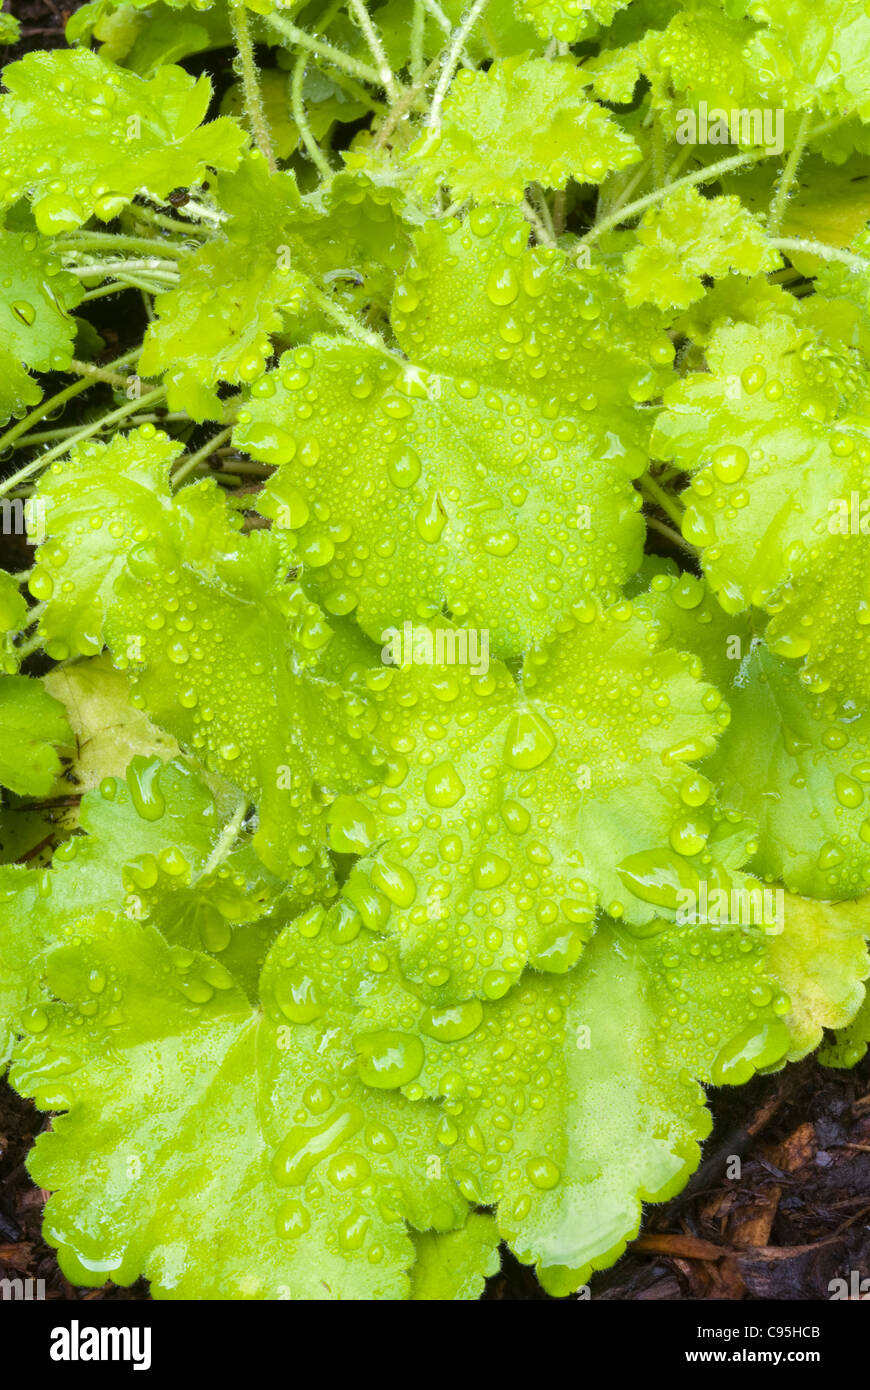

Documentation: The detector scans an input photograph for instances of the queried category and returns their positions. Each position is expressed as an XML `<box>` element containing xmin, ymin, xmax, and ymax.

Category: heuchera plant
<box><xmin>1</xmin><ymin>0</ymin><xmax>870</xmax><ymax>1301</ymax></box>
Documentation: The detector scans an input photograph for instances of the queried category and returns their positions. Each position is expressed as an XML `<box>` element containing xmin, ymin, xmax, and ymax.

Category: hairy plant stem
<box><xmin>552</xmin><ymin>190</ymin><xmax>566</xmax><ymax>238</ymax></box>
<box><xmin>581</xmin><ymin>115</ymin><xmax>849</xmax><ymax>252</ymax></box>
<box><xmin>347</xmin><ymin>0</ymin><xmax>402</xmax><ymax>100</ymax></box>
<box><xmin>646</xmin><ymin>513</ymin><xmax>696</xmax><ymax>556</ymax></box>
<box><xmin>374</xmin><ymin>53</ymin><xmax>442</xmax><ymax>146</ymax></box>
<box><xmin>651</xmin><ymin>113</ymin><xmax>665</xmax><ymax>191</ymax></box>
<box><xmin>79</xmin><ymin>282</ymin><xmax>131</xmax><ymax>304</ymax></box>
<box><xmin>310</xmin><ymin>288</ymin><xmax>400</xmax><ymax>360</ymax></box>
<box><xmin>10</xmin><ymin>413</ymin><xmax>185</xmax><ymax>451</ymax></box>
<box><xmin>531</xmin><ymin>184</ymin><xmax>556</xmax><ymax>242</ymax></box>
<box><xmin>427</xmin><ymin>0</ymin><xmax>493</xmax><ymax>127</ymax></box>
<box><xmin>229</xmin><ymin>0</ymin><xmax>276</xmax><ymax>171</ymax></box>
<box><xmin>768</xmin><ymin>236</ymin><xmax>870</xmax><ymax>273</ymax></box>
<box><xmin>266</xmin><ymin>13</ymin><xmax>383</xmax><ymax>86</ymax></box>
<box><xmin>133</xmin><ymin>203</ymin><xmax>212</xmax><ymax>237</ymax></box>
<box><xmin>582</xmin><ymin>148</ymin><xmax>777</xmax><ymax>248</ymax></box>
<box><xmin>198</xmin><ymin>796</ymin><xmax>250</xmax><ymax>880</ymax></box>
<box><xmin>67</xmin><ymin>359</ymin><xmax>138</xmax><ymax>389</ymax></box>
<box><xmin>767</xmin><ymin>110</ymin><xmax>812</xmax><ymax>236</ymax></box>
<box><xmin>55</xmin><ymin>231</ymin><xmax>186</xmax><ymax>260</ymax></box>
<box><xmin>411</xmin><ymin>0</ymin><xmax>426</xmax><ymax>82</ymax></box>
<box><xmin>291</xmin><ymin>55</ymin><xmax>333</xmax><ymax>179</ymax></box>
<box><xmin>66</xmin><ymin>259</ymin><xmax>180</xmax><ymax>282</ymax></box>
<box><xmin>0</xmin><ymin>388</ymin><xmax>165</xmax><ymax>499</ymax></box>
<box><xmin>522</xmin><ymin>198</ymin><xmax>555</xmax><ymax>246</ymax></box>
<box><xmin>0</xmin><ymin>348</ymin><xmax>141</xmax><ymax>456</ymax></box>
<box><xmin>638</xmin><ymin>473</ymin><xmax>685</xmax><ymax>530</ymax></box>
<box><xmin>14</xmin><ymin>628</ymin><xmax>46</xmax><ymax>663</ymax></box>
<box><xmin>172</xmin><ymin>426</ymin><xmax>235</xmax><ymax>487</ymax></box>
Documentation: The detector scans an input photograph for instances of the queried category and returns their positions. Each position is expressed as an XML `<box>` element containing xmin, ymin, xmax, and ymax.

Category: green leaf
<box><xmin>278</xmin><ymin>904</ymin><xmax>792</xmax><ymax>1295</ymax></box>
<box><xmin>239</xmin><ymin>205</ymin><xmax>673</xmax><ymax>657</ymax></box>
<box><xmin>0</xmin><ymin>570</ymin><xmax>27</xmax><ymax>651</ymax></box>
<box><xmin>638</xmin><ymin>5</ymin><xmax>765</xmax><ymax>122</ymax></box>
<box><xmin>515</xmin><ymin>0</ymin><xmax>635</xmax><ymax>45</ymax></box>
<box><xmin>323</xmin><ymin>596</ymin><xmax>744</xmax><ymax>1005</ymax></box>
<box><xmin>411</xmin><ymin>1213</ymin><xmax>501</xmax><ymax>1300</ymax></box>
<box><xmin>91</xmin><ymin>2</ymin><xmax>233</xmax><ymax>77</ymax></box>
<box><xmin>140</xmin><ymin>158</ymin><xmax>412</xmax><ymax>420</ymax></box>
<box><xmin>42</xmin><ymin>653</ymin><xmax>180</xmax><ymax>792</ymax></box>
<box><xmin>101</xmin><ymin>481</ymin><xmax>380</xmax><ymax>887</ymax></box>
<box><xmin>820</xmin><ymin>990</ymin><xmax>870</xmax><ymax>1068</ymax></box>
<box><xmin>0</xmin><ymin>228</ymin><xmax>84</xmax><ymax>425</ymax></box>
<box><xmin>0</xmin><ymin>675</ymin><xmax>71</xmax><ymax>797</ymax></box>
<box><xmin>139</xmin><ymin>156</ymin><xmax>310</xmax><ymax>421</ymax></box>
<box><xmin>9</xmin><ymin>912</ymin><xmax>467</xmax><ymax>1298</ymax></box>
<box><xmin>622</xmin><ymin>187</ymin><xmax>780</xmax><ymax>310</ymax></box>
<box><xmin>746</xmin><ymin>0</ymin><xmax>870</xmax><ymax>117</ymax></box>
<box><xmin>410</xmin><ymin>57</ymin><xmax>639</xmax><ymax>204</ymax></box>
<box><xmin>765</xmin><ymin>895</ymin><xmax>869</xmax><ymax>1061</ymax></box>
<box><xmin>31</xmin><ymin>426</ymin><xmax>183</xmax><ymax>660</ymax></box>
<box><xmin>637</xmin><ymin>571</ymin><xmax>870</xmax><ymax>900</ymax></box>
<box><xmin>0</xmin><ymin>755</ymin><xmax>221</xmax><ymax>1059</ymax></box>
<box><xmin>651</xmin><ymin>307</ymin><xmax>870</xmax><ymax>702</ymax></box>
<box><xmin>0</xmin><ymin>13</ymin><xmax>20</xmax><ymax>45</ymax></box>
<box><xmin>0</xmin><ymin>50</ymin><xmax>246</xmax><ymax>233</ymax></box>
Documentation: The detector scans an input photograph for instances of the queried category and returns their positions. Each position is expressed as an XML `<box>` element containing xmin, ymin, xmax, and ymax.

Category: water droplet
<box><xmin>504</xmin><ymin>709</ymin><xmax>555</xmax><ymax>769</ymax></box>
<box><xmin>126</xmin><ymin>755</ymin><xmax>166</xmax><ymax>822</ymax></box>
<box><xmin>354</xmin><ymin>1030</ymin><xmax>424</xmax><ymax>1089</ymax></box>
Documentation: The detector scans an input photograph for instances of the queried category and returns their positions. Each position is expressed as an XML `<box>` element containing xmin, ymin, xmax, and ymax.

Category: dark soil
<box><xmin>3</xmin><ymin>0</ymin><xmax>85</xmax><ymax>55</ymax></box>
<box><xmin>2</xmin><ymin>0</ymin><xmax>869</xmax><ymax>1306</ymax></box>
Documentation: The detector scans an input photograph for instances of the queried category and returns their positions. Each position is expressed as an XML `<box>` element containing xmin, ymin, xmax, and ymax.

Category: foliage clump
<box><xmin>1</xmin><ymin>0</ymin><xmax>869</xmax><ymax>1300</ymax></box>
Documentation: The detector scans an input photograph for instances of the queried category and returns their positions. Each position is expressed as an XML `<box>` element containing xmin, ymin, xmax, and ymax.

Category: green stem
<box><xmin>767</xmin><ymin>110</ymin><xmax>812</xmax><ymax>236</ymax></box>
<box><xmin>172</xmin><ymin>426</ymin><xmax>235</xmax><ymax>487</ymax></box>
<box><xmin>646</xmin><ymin>513</ymin><xmax>696</xmax><ymax>556</ymax></box>
<box><xmin>531</xmin><ymin>184</ymin><xmax>556</xmax><ymax>242</ymax></box>
<box><xmin>0</xmin><ymin>348</ymin><xmax>141</xmax><ymax>456</ymax></box>
<box><xmin>0</xmin><ymin>388</ymin><xmax>165</xmax><ymax>499</ymax></box>
<box><xmin>375</xmin><ymin>52</ymin><xmax>441</xmax><ymax>146</ymax></box>
<box><xmin>420</xmin><ymin>0</ymin><xmax>454</xmax><ymax>37</ymax></box>
<box><xmin>666</xmin><ymin>144</ymin><xmax>693</xmax><ymax>183</ymax></box>
<box><xmin>266</xmin><ymin>13</ymin><xmax>383</xmax><ymax>87</ymax></box>
<box><xmin>651</xmin><ymin>112</ymin><xmax>665</xmax><ymax>191</ymax></box>
<box><xmin>411</xmin><ymin>0</ymin><xmax>425</xmax><ymax>83</ymax></box>
<box><xmin>291</xmin><ymin>54</ymin><xmax>333</xmax><ymax>179</ymax></box>
<box><xmin>14</xmin><ymin>629</ymin><xmax>45</xmax><ymax>663</ymax></box>
<box><xmin>79</xmin><ymin>283</ymin><xmax>132</xmax><ymax>303</ymax></box>
<box><xmin>133</xmin><ymin>203</ymin><xmax>212</xmax><ymax>237</ymax></box>
<box><xmin>68</xmin><ymin>359</ymin><xmax>139</xmax><ymax>390</ymax></box>
<box><xmin>107</xmin><ymin>271</ymin><xmax>176</xmax><ymax>295</ymax></box>
<box><xmin>229</xmin><ymin>0</ymin><xmax>276</xmax><ymax>172</ymax></box>
<box><xmin>347</xmin><ymin>0</ymin><xmax>401</xmax><ymax>99</ymax></box>
<box><xmin>427</xmin><ymin>0</ymin><xmax>493</xmax><ymax>127</ymax></box>
<box><xmin>582</xmin><ymin>147</ymin><xmax>775</xmax><ymax>248</ymax></box>
<box><xmin>309</xmin><ymin>288</ymin><xmax>399</xmax><ymax>359</ymax></box>
<box><xmin>583</xmin><ymin>112</ymin><xmax>851</xmax><ymax>252</ymax></box>
<box><xmin>552</xmin><ymin>189</ymin><xmax>566</xmax><ymax>238</ymax></box>
<box><xmin>638</xmin><ymin>473</ymin><xmax>685</xmax><ymax>530</ymax></box>
<box><xmin>55</xmin><ymin>231</ymin><xmax>186</xmax><ymax>259</ymax></box>
<box><xmin>768</xmin><ymin>237</ymin><xmax>870</xmax><ymax>272</ymax></box>
<box><xmin>10</xmin><ymin>413</ymin><xmax>185</xmax><ymax>450</ymax></box>
<box><xmin>598</xmin><ymin>159</ymin><xmax>650</xmax><ymax>225</ymax></box>
<box><xmin>522</xmin><ymin>198</ymin><xmax>554</xmax><ymax>247</ymax></box>
<box><xmin>172</xmin><ymin>195</ymin><xmax>223</xmax><ymax>225</ymax></box>
<box><xmin>199</xmin><ymin>796</ymin><xmax>250</xmax><ymax>880</ymax></box>
<box><xmin>66</xmin><ymin>259</ymin><xmax>180</xmax><ymax>281</ymax></box>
